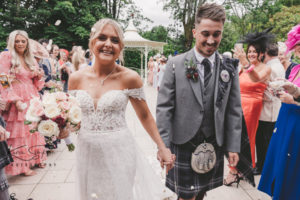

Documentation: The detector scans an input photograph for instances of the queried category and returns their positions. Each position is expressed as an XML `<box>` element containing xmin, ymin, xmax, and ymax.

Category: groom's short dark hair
<box><xmin>195</xmin><ymin>3</ymin><xmax>226</xmax><ymax>25</ymax></box>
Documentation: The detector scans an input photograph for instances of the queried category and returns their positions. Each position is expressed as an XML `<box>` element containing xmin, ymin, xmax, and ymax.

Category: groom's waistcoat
<box><xmin>198</xmin><ymin>63</ymin><xmax>217</xmax><ymax>139</ymax></box>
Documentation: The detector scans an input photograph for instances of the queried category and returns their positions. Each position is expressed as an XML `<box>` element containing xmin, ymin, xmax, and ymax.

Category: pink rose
<box><xmin>58</xmin><ymin>101</ymin><xmax>71</xmax><ymax>111</ymax></box>
<box><xmin>34</xmin><ymin>107</ymin><xmax>44</xmax><ymax>117</ymax></box>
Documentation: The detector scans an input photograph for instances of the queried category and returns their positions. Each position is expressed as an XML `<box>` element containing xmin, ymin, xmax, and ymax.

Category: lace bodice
<box><xmin>70</xmin><ymin>88</ymin><xmax>145</xmax><ymax>132</ymax></box>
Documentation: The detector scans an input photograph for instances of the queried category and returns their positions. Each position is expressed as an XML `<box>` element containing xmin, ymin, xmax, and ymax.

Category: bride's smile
<box><xmin>92</xmin><ymin>24</ymin><xmax>121</xmax><ymax>64</ymax></box>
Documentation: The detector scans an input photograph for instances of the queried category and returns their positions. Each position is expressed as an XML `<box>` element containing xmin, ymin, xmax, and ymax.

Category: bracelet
<box><xmin>243</xmin><ymin>64</ymin><xmax>251</xmax><ymax>70</ymax></box>
<box><xmin>245</xmin><ymin>64</ymin><xmax>255</xmax><ymax>73</ymax></box>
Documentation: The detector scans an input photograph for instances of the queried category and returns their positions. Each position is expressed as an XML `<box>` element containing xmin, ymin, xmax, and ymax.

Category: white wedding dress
<box><xmin>70</xmin><ymin>88</ymin><xmax>171</xmax><ymax>200</ymax></box>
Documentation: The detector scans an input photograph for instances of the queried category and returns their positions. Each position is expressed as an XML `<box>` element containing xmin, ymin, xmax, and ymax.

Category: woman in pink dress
<box><xmin>147</xmin><ymin>57</ymin><xmax>154</xmax><ymax>86</ymax></box>
<box><xmin>0</xmin><ymin>30</ymin><xmax>47</xmax><ymax>176</ymax></box>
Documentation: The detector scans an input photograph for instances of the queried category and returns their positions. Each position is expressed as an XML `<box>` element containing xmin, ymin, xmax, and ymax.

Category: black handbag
<box><xmin>0</xmin><ymin>141</ymin><xmax>13</xmax><ymax>169</ymax></box>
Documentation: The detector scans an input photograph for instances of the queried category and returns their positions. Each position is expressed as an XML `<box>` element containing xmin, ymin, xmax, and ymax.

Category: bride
<box><xmin>68</xmin><ymin>18</ymin><xmax>175</xmax><ymax>200</ymax></box>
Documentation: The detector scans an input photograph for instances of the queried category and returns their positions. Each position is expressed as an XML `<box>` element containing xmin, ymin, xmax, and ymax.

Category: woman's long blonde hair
<box><xmin>7</xmin><ymin>30</ymin><xmax>36</xmax><ymax>73</ymax></box>
<box><xmin>71</xmin><ymin>46</ymin><xmax>86</xmax><ymax>71</ymax></box>
<box><xmin>89</xmin><ymin>18</ymin><xmax>124</xmax><ymax>63</ymax></box>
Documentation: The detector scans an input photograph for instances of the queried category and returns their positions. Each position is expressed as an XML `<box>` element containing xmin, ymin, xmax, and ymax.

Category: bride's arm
<box><xmin>126</xmin><ymin>71</ymin><xmax>175</xmax><ymax>171</ymax></box>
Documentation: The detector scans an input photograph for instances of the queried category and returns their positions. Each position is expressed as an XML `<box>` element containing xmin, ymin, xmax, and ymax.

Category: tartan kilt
<box><xmin>166</xmin><ymin>136</ymin><xmax>224</xmax><ymax>199</ymax></box>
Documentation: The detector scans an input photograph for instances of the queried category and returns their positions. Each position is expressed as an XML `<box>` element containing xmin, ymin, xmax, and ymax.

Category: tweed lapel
<box><xmin>185</xmin><ymin>49</ymin><xmax>203</xmax><ymax>108</ymax></box>
<box><xmin>214</xmin><ymin>52</ymin><xmax>221</xmax><ymax>108</ymax></box>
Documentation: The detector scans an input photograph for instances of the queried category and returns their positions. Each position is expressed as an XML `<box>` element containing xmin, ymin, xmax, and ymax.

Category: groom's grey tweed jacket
<box><xmin>156</xmin><ymin>49</ymin><xmax>242</xmax><ymax>153</ymax></box>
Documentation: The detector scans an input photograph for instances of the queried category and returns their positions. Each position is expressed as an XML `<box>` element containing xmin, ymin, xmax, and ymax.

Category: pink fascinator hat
<box><xmin>285</xmin><ymin>24</ymin><xmax>300</xmax><ymax>54</ymax></box>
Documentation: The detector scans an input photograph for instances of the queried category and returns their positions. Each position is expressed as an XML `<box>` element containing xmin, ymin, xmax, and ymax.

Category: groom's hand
<box><xmin>228</xmin><ymin>152</ymin><xmax>239</xmax><ymax>167</ymax></box>
<box><xmin>157</xmin><ymin>148</ymin><xmax>176</xmax><ymax>174</ymax></box>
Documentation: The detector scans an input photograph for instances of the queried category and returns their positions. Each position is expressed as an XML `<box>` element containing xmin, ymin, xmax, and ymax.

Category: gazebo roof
<box><xmin>124</xmin><ymin>20</ymin><xmax>166</xmax><ymax>51</ymax></box>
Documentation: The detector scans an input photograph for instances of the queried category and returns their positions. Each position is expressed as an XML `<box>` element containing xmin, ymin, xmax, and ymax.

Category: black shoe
<box><xmin>252</xmin><ymin>167</ymin><xmax>261</xmax><ymax>175</ymax></box>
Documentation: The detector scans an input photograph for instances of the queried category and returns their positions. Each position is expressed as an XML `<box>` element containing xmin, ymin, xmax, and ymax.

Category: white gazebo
<box><xmin>123</xmin><ymin>20</ymin><xmax>166</xmax><ymax>83</ymax></box>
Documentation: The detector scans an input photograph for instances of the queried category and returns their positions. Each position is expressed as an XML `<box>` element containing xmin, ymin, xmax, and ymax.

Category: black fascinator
<box><xmin>240</xmin><ymin>28</ymin><xmax>275</xmax><ymax>53</ymax></box>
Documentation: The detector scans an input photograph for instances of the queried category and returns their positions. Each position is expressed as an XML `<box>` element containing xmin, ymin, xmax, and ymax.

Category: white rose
<box><xmin>69</xmin><ymin>106</ymin><xmax>82</xmax><ymax>124</ymax></box>
<box><xmin>25</xmin><ymin>107</ymin><xmax>41</xmax><ymax>122</ymax></box>
<box><xmin>38</xmin><ymin>120</ymin><xmax>60</xmax><ymax>137</ymax></box>
<box><xmin>44</xmin><ymin>104</ymin><xmax>61</xmax><ymax>118</ymax></box>
<box><xmin>42</xmin><ymin>93</ymin><xmax>57</xmax><ymax>106</ymax></box>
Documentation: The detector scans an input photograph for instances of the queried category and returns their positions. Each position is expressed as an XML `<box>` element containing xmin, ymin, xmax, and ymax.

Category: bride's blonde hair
<box><xmin>89</xmin><ymin>18</ymin><xmax>124</xmax><ymax>63</ymax></box>
<box><xmin>7</xmin><ymin>30</ymin><xmax>36</xmax><ymax>73</ymax></box>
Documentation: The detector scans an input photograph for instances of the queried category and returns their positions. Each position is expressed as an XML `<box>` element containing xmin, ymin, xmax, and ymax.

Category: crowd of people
<box><xmin>147</xmin><ymin>55</ymin><xmax>168</xmax><ymax>90</ymax></box>
<box><xmin>0</xmin><ymin>30</ymin><xmax>95</xmax><ymax>199</ymax></box>
<box><xmin>0</xmin><ymin>2</ymin><xmax>299</xmax><ymax>200</ymax></box>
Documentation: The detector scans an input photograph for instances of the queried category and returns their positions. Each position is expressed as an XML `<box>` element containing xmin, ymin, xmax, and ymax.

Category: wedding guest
<box><xmin>255</xmin><ymin>43</ymin><xmax>285</xmax><ymax>175</ymax></box>
<box><xmin>224</xmin><ymin>29</ymin><xmax>272</xmax><ymax>186</ymax></box>
<box><xmin>157</xmin><ymin>57</ymin><xmax>167</xmax><ymax>90</ymax></box>
<box><xmin>49</xmin><ymin>44</ymin><xmax>60</xmax><ymax>77</ymax></box>
<box><xmin>278</xmin><ymin>42</ymin><xmax>298</xmax><ymax>79</ymax></box>
<box><xmin>71</xmin><ymin>46</ymin><xmax>88</xmax><ymax>71</ymax></box>
<box><xmin>153</xmin><ymin>56</ymin><xmax>160</xmax><ymax>89</ymax></box>
<box><xmin>147</xmin><ymin>57</ymin><xmax>154</xmax><ymax>86</ymax></box>
<box><xmin>59</xmin><ymin>49</ymin><xmax>72</xmax><ymax>92</ymax></box>
<box><xmin>0</xmin><ymin>30</ymin><xmax>47</xmax><ymax>176</ymax></box>
<box><xmin>258</xmin><ymin>23</ymin><xmax>300</xmax><ymax>200</ymax></box>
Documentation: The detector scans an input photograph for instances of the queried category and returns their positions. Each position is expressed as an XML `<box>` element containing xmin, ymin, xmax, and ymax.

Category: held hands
<box><xmin>157</xmin><ymin>147</ymin><xmax>176</xmax><ymax>174</ymax></box>
<box><xmin>277</xmin><ymin>91</ymin><xmax>295</xmax><ymax>104</ymax></box>
<box><xmin>228</xmin><ymin>152</ymin><xmax>239</xmax><ymax>167</ymax></box>
<box><xmin>278</xmin><ymin>78</ymin><xmax>300</xmax><ymax>98</ymax></box>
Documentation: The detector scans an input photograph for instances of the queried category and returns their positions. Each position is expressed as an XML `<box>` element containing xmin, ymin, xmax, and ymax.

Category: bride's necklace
<box><xmin>92</xmin><ymin>66</ymin><xmax>116</xmax><ymax>86</ymax></box>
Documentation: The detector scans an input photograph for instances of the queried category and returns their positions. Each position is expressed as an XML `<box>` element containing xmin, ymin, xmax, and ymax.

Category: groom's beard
<box><xmin>197</xmin><ymin>42</ymin><xmax>219</xmax><ymax>57</ymax></box>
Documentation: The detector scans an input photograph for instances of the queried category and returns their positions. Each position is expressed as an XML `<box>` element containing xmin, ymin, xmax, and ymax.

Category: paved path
<box><xmin>8</xmin><ymin>86</ymin><xmax>271</xmax><ymax>200</ymax></box>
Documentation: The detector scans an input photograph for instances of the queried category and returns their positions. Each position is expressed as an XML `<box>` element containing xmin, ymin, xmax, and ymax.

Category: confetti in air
<box><xmin>55</xmin><ymin>20</ymin><xmax>61</xmax><ymax>26</ymax></box>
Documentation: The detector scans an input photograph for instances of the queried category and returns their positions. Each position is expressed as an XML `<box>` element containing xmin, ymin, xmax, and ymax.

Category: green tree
<box><xmin>162</xmin><ymin>0</ymin><xmax>207</xmax><ymax>50</ymax></box>
<box><xmin>219</xmin><ymin>22</ymin><xmax>240</xmax><ymax>53</ymax></box>
<box><xmin>268</xmin><ymin>6</ymin><xmax>300</xmax><ymax>41</ymax></box>
<box><xmin>0</xmin><ymin>0</ymin><xmax>149</xmax><ymax>51</ymax></box>
<box><xmin>224</xmin><ymin>0</ymin><xmax>283</xmax><ymax>36</ymax></box>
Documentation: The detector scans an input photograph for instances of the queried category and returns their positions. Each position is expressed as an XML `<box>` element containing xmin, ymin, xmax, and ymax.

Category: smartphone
<box><xmin>234</xmin><ymin>43</ymin><xmax>243</xmax><ymax>50</ymax></box>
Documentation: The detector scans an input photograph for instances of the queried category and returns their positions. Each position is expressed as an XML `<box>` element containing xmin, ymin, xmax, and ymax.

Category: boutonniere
<box><xmin>185</xmin><ymin>59</ymin><xmax>199</xmax><ymax>82</ymax></box>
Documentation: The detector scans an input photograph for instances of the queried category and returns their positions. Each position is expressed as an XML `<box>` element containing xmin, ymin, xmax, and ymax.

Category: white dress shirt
<box><xmin>193</xmin><ymin>47</ymin><xmax>216</xmax><ymax>86</ymax></box>
<box><xmin>260</xmin><ymin>58</ymin><xmax>285</xmax><ymax>122</ymax></box>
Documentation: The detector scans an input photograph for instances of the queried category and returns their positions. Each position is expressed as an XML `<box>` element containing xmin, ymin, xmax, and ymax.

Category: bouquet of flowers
<box><xmin>268</xmin><ymin>80</ymin><xmax>286</xmax><ymax>97</ymax></box>
<box><xmin>24</xmin><ymin>91</ymin><xmax>81</xmax><ymax>151</ymax></box>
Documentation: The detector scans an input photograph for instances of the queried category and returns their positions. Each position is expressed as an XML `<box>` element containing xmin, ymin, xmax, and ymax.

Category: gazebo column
<box><xmin>140</xmin><ymin>50</ymin><xmax>143</xmax><ymax>80</ymax></box>
<box><xmin>144</xmin><ymin>46</ymin><xmax>148</xmax><ymax>85</ymax></box>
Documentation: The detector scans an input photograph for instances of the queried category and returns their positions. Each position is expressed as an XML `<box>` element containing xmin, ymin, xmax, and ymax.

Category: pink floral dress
<box><xmin>0</xmin><ymin>51</ymin><xmax>47</xmax><ymax>175</ymax></box>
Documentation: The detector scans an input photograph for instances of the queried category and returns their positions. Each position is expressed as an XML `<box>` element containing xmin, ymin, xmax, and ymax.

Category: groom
<box><xmin>156</xmin><ymin>3</ymin><xmax>242</xmax><ymax>200</ymax></box>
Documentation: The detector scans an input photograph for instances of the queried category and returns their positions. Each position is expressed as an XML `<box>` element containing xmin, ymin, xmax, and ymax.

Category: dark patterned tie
<box><xmin>202</xmin><ymin>58</ymin><xmax>212</xmax><ymax>88</ymax></box>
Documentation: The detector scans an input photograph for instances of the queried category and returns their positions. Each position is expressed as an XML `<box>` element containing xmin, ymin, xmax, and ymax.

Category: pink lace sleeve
<box><xmin>0</xmin><ymin>51</ymin><xmax>22</xmax><ymax>103</ymax></box>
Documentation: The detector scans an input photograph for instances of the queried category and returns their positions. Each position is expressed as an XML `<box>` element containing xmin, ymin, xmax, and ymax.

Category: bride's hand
<box><xmin>58</xmin><ymin>125</ymin><xmax>70</xmax><ymax>139</ymax></box>
<box><xmin>157</xmin><ymin>147</ymin><xmax>176</xmax><ymax>173</ymax></box>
